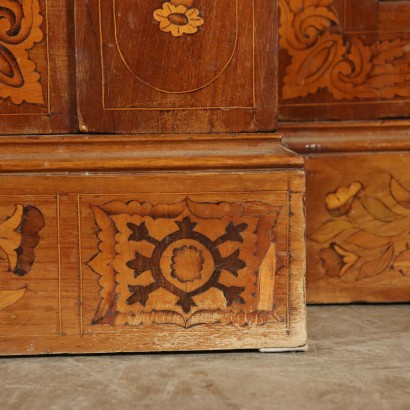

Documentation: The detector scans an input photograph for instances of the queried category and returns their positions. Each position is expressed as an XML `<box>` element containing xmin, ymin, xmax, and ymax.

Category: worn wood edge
<box><xmin>0</xmin><ymin>133</ymin><xmax>283</xmax><ymax>143</ymax></box>
<box><xmin>280</xmin><ymin>120</ymin><xmax>410</xmax><ymax>153</ymax></box>
<box><xmin>0</xmin><ymin>133</ymin><xmax>304</xmax><ymax>172</ymax></box>
<box><xmin>307</xmin><ymin>294</ymin><xmax>410</xmax><ymax>305</ymax></box>
<box><xmin>259</xmin><ymin>345</ymin><xmax>308</xmax><ymax>353</ymax></box>
<box><xmin>288</xmin><ymin>191</ymin><xmax>307</xmax><ymax>349</ymax></box>
<box><xmin>0</xmin><ymin>332</ymin><xmax>309</xmax><ymax>355</ymax></box>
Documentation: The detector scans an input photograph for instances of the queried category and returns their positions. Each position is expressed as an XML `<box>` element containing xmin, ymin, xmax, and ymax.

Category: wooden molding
<box><xmin>0</xmin><ymin>134</ymin><xmax>303</xmax><ymax>172</ymax></box>
<box><xmin>281</xmin><ymin>120</ymin><xmax>410</xmax><ymax>153</ymax></box>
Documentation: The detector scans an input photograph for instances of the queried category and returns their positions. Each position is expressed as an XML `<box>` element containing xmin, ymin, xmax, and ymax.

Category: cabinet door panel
<box><xmin>75</xmin><ymin>0</ymin><xmax>278</xmax><ymax>133</ymax></box>
<box><xmin>0</xmin><ymin>0</ymin><xmax>77</xmax><ymax>134</ymax></box>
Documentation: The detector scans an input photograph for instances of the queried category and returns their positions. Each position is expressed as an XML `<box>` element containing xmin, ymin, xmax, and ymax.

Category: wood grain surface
<box><xmin>75</xmin><ymin>0</ymin><xmax>278</xmax><ymax>133</ymax></box>
<box><xmin>281</xmin><ymin>120</ymin><xmax>410</xmax><ymax>153</ymax></box>
<box><xmin>303</xmin><ymin>152</ymin><xmax>410</xmax><ymax>303</ymax></box>
<box><xmin>0</xmin><ymin>133</ymin><xmax>302</xmax><ymax>172</ymax></box>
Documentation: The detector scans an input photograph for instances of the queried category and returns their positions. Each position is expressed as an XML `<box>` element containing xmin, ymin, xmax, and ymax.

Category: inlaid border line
<box><xmin>57</xmin><ymin>194</ymin><xmax>62</xmax><ymax>336</ymax></box>
<box><xmin>99</xmin><ymin>0</ymin><xmax>256</xmax><ymax>110</ymax></box>
<box><xmin>77</xmin><ymin>194</ymin><xmax>84</xmax><ymax>336</ymax></box>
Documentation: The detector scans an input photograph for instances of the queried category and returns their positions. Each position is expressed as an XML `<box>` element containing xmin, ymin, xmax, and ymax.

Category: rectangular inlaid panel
<box><xmin>278</xmin><ymin>0</ymin><xmax>410</xmax><ymax>121</ymax></box>
<box><xmin>306</xmin><ymin>152</ymin><xmax>410</xmax><ymax>303</ymax></box>
<box><xmin>0</xmin><ymin>196</ymin><xmax>59</xmax><ymax>338</ymax></box>
<box><xmin>75</xmin><ymin>0</ymin><xmax>278</xmax><ymax>133</ymax></box>
<box><xmin>0</xmin><ymin>0</ymin><xmax>77</xmax><ymax>134</ymax></box>
<box><xmin>0</xmin><ymin>171</ymin><xmax>305</xmax><ymax>354</ymax></box>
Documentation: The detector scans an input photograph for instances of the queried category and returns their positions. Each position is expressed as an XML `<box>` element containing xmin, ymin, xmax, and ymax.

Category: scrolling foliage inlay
<box><xmin>0</xmin><ymin>0</ymin><xmax>45</xmax><ymax>105</ymax></box>
<box><xmin>0</xmin><ymin>204</ymin><xmax>45</xmax><ymax>310</ymax></box>
<box><xmin>88</xmin><ymin>198</ymin><xmax>281</xmax><ymax>328</ymax></box>
<box><xmin>309</xmin><ymin>177</ymin><xmax>410</xmax><ymax>281</ymax></box>
<box><xmin>279</xmin><ymin>0</ymin><xmax>410</xmax><ymax>101</ymax></box>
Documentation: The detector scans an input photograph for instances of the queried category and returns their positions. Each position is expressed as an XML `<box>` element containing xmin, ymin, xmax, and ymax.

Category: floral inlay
<box><xmin>171</xmin><ymin>245</ymin><xmax>204</xmax><ymax>283</ymax></box>
<box><xmin>279</xmin><ymin>0</ymin><xmax>410</xmax><ymax>101</ymax></box>
<box><xmin>325</xmin><ymin>182</ymin><xmax>363</xmax><ymax>217</ymax></box>
<box><xmin>0</xmin><ymin>0</ymin><xmax>45</xmax><ymax>105</ymax></box>
<box><xmin>309</xmin><ymin>177</ymin><xmax>410</xmax><ymax>282</ymax></box>
<box><xmin>153</xmin><ymin>1</ymin><xmax>204</xmax><ymax>38</ymax></box>
<box><xmin>0</xmin><ymin>205</ymin><xmax>45</xmax><ymax>311</ymax></box>
<box><xmin>88</xmin><ymin>197</ymin><xmax>281</xmax><ymax>328</ymax></box>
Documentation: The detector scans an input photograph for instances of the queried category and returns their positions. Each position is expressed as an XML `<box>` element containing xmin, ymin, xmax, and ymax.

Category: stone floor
<box><xmin>0</xmin><ymin>305</ymin><xmax>409</xmax><ymax>410</ymax></box>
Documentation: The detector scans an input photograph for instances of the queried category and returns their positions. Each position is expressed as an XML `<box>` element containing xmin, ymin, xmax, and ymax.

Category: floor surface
<box><xmin>0</xmin><ymin>305</ymin><xmax>409</xmax><ymax>410</ymax></box>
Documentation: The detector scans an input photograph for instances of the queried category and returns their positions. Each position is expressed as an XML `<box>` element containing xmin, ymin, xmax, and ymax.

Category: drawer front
<box><xmin>0</xmin><ymin>0</ymin><xmax>76</xmax><ymax>134</ymax></box>
<box><xmin>306</xmin><ymin>153</ymin><xmax>410</xmax><ymax>303</ymax></box>
<box><xmin>75</xmin><ymin>0</ymin><xmax>278</xmax><ymax>133</ymax></box>
<box><xmin>0</xmin><ymin>171</ymin><xmax>305</xmax><ymax>354</ymax></box>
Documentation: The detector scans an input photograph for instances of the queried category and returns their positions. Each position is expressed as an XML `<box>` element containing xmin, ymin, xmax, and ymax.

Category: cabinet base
<box><xmin>0</xmin><ymin>134</ymin><xmax>306</xmax><ymax>354</ymax></box>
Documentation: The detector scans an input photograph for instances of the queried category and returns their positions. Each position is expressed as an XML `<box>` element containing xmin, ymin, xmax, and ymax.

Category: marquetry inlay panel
<box><xmin>85</xmin><ymin>196</ymin><xmax>284</xmax><ymax>329</ymax></box>
<box><xmin>0</xmin><ymin>0</ymin><xmax>76</xmax><ymax>134</ymax></box>
<box><xmin>279</xmin><ymin>0</ymin><xmax>410</xmax><ymax>120</ymax></box>
<box><xmin>0</xmin><ymin>0</ymin><xmax>48</xmax><ymax>110</ymax></box>
<box><xmin>0</xmin><ymin>166</ymin><xmax>306</xmax><ymax>353</ymax></box>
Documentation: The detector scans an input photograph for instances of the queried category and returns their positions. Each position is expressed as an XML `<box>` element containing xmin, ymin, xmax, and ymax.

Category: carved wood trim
<box><xmin>279</xmin><ymin>0</ymin><xmax>410</xmax><ymax>101</ymax></box>
<box><xmin>281</xmin><ymin>120</ymin><xmax>410</xmax><ymax>153</ymax></box>
<box><xmin>0</xmin><ymin>0</ymin><xmax>45</xmax><ymax>105</ymax></box>
<box><xmin>0</xmin><ymin>134</ymin><xmax>303</xmax><ymax>172</ymax></box>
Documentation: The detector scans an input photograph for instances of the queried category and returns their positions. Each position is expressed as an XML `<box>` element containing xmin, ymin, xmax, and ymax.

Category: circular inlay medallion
<box><xmin>171</xmin><ymin>245</ymin><xmax>204</xmax><ymax>283</ymax></box>
<box><xmin>160</xmin><ymin>239</ymin><xmax>214</xmax><ymax>293</ymax></box>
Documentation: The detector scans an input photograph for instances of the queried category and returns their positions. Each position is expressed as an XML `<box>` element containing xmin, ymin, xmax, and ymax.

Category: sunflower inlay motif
<box><xmin>153</xmin><ymin>1</ymin><xmax>204</xmax><ymax>37</ymax></box>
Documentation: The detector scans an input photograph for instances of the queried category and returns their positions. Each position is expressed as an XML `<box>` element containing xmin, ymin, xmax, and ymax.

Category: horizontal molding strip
<box><xmin>0</xmin><ymin>133</ymin><xmax>303</xmax><ymax>172</ymax></box>
<box><xmin>281</xmin><ymin>120</ymin><xmax>410</xmax><ymax>153</ymax></box>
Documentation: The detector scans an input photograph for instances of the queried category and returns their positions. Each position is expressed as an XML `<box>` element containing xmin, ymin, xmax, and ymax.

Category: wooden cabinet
<box><xmin>279</xmin><ymin>0</ymin><xmax>410</xmax><ymax>303</ymax></box>
<box><xmin>0</xmin><ymin>1</ymin><xmax>307</xmax><ymax>354</ymax></box>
